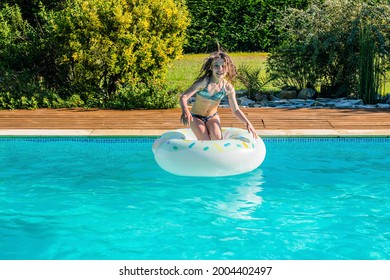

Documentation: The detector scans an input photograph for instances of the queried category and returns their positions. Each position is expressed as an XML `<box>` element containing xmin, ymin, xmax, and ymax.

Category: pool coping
<box><xmin>0</xmin><ymin>128</ymin><xmax>389</xmax><ymax>137</ymax></box>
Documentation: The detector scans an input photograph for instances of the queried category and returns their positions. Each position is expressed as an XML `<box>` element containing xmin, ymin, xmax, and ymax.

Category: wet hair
<box><xmin>195</xmin><ymin>51</ymin><xmax>237</xmax><ymax>83</ymax></box>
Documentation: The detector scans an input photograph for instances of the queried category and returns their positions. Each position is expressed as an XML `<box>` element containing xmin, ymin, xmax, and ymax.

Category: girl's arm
<box><xmin>226</xmin><ymin>83</ymin><xmax>259</xmax><ymax>138</ymax></box>
<box><xmin>179</xmin><ymin>80</ymin><xmax>204</xmax><ymax>126</ymax></box>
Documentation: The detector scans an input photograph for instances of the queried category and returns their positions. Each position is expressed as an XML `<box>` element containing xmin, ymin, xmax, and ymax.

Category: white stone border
<box><xmin>0</xmin><ymin>129</ymin><xmax>389</xmax><ymax>137</ymax></box>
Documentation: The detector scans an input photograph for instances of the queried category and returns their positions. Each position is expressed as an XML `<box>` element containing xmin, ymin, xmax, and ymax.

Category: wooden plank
<box><xmin>0</xmin><ymin>108</ymin><xmax>389</xmax><ymax>130</ymax></box>
<box><xmin>263</xmin><ymin>120</ymin><xmax>332</xmax><ymax>129</ymax></box>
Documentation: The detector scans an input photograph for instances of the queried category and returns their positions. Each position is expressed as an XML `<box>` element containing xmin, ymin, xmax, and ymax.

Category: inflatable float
<box><xmin>152</xmin><ymin>127</ymin><xmax>266</xmax><ymax>177</ymax></box>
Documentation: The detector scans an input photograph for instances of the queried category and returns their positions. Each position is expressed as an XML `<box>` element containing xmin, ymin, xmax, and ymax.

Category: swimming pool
<box><xmin>0</xmin><ymin>137</ymin><xmax>389</xmax><ymax>260</ymax></box>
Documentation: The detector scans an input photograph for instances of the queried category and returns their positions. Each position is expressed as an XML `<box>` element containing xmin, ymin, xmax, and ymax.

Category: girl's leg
<box><xmin>190</xmin><ymin>117</ymin><xmax>211</xmax><ymax>140</ymax></box>
<box><xmin>206</xmin><ymin>115</ymin><xmax>222</xmax><ymax>140</ymax></box>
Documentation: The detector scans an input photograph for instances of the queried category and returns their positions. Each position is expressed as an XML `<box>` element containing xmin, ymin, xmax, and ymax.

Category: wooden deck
<box><xmin>0</xmin><ymin>108</ymin><xmax>389</xmax><ymax>136</ymax></box>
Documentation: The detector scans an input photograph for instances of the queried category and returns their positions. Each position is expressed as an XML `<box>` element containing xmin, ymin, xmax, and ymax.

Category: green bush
<box><xmin>108</xmin><ymin>80</ymin><xmax>179</xmax><ymax>109</ymax></box>
<box><xmin>0</xmin><ymin>1</ymin><xmax>65</xmax><ymax>26</ymax></box>
<box><xmin>0</xmin><ymin>0</ymin><xmax>189</xmax><ymax>109</ymax></box>
<box><xmin>0</xmin><ymin>5</ymin><xmax>39</xmax><ymax>95</ymax></box>
<box><xmin>238</xmin><ymin>65</ymin><xmax>275</xmax><ymax>100</ymax></box>
<box><xmin>184</xmin><ymin>0</ymin><xmax>310</xmax><ymax>53</ymax></box>
<box><xmin>357</xmin><ymin>1</ymin><xmax>390</xmax><ymax>104</ymax></box>
<box><xmin>267</xmin><ymin>0</ymin><xmax>390</xmax><ymax>100</ymax></box>
<box><xmin>44</xmin><ymin>0</ymin><xmax>189</xmax><ymax>101</ymax></box>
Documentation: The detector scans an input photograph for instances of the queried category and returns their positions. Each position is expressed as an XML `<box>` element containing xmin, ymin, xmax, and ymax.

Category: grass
<box><xmin>167</xmin><ymin>52</ymin><xmax>390</xmax><ymax>97</ymax></box>
<box><xmin>166</xmin><ymin>52</ymin><xmax>269</xmax><ymax>92</ymax></box>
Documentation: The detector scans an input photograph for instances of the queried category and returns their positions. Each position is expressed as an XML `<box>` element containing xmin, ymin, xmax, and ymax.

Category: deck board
<box><xmin>0</xmin><ymin>108</ymin><xmax>389</xmax><ymax>135</ymax></box>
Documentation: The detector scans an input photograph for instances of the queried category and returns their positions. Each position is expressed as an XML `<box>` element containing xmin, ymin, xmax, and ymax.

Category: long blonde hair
<box><xmin>195</xmin><ymin>51</ymin><xmax>237</xmax><ymax>83</ymax></box>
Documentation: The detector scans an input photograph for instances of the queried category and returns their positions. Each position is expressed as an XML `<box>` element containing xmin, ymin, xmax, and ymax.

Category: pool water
<box><xmin>0</xmin><ymin>137</ymin><xmax>389</xmax><ymax>260</ymax></box>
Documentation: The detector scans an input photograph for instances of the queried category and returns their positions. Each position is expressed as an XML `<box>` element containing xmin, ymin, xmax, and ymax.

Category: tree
<box><xmin>184</xmin><ymin>0</ymin><xmax>310</xmax><ymax>53</ymax></box>
<box><xmin>42</xmin><ymin>0</ymin><xmax>190</xmax><ymax>99</ymax></box>
<box><xmin>267</xmin><ymin>0</ymin><xmax>390</xmax><ymax>100</ymax></box>
<box><xmin>0</xmin><ymin>0</ymin><xmax>189</xmax><ymax>109</ymax></box>
<box><xmin>0</xmin><ymin>0</ymin><xmax>65</xmax><ymax>25</ymax></box>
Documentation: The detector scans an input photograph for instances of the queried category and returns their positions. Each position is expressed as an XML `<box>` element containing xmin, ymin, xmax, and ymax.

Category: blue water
<box><xmin>0</xmin><ymin>137</ymin><xmax>389</xmax><ymax>260</ymax></box>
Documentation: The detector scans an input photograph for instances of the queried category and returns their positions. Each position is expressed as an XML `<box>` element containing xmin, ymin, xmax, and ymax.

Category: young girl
<box><xmin>179</xmin><ymin>51</ymin><xmax>258</xmax><ymax>140</ymax></box>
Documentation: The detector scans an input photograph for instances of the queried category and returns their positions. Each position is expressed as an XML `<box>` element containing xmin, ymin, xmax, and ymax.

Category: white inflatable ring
<box><xmin>152</xmin><ymin>127</ymin><xmax>266</xmax><ymax>177</ymax></box>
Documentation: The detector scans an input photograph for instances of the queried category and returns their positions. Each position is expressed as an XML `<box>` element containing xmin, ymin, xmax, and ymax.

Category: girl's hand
<box><xmin>247</xmin><ymin>123</ymin><xmax>258</xmax><ymax>139</ymax></box>
<box><xmin>180</xmin><ymin>112</ymin><xmax>192</xmax><ymax>127</ymax></box>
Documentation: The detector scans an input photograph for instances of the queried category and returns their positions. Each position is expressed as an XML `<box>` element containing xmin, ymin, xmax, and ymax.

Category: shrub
<box><xmin>357</xmin><ymin>1</ymin><xmax>390</xmax><ymax>104</ymax></box>
<box><xmin>0</xmin><ymin>1</ymin><xmax>65</xmax><ymax>26</ymax></box>
<box><xmin>184</xmin><ymin>0</ymin><xmax>310</xmax><ymax>53</ymax></box>
<box><xmin>45</xmin><ymin>0</ymin><xmax>189</xmax><ymax>102</ymax></box>
<box><xmin>108</xmin><ymin>80</ymin><xmax>179</xmax><ymax>109</ymax></box>
<box><xmin>0</xmin><ymin>4</ymin><xmax>39</xmax><ymax>95</ymax></box>
<box><xmin>267</xmin><ymin>0</ymin><xmax>390</xmax><ymax>101</ymax></box>
<box><xmin>237</xmin><ymin>65</ymin><xmax>275</xmax><ymax>100</ymax></box>
<box><xmin>0</xmin><ymin>0</ymin><xmax>189</xmax><ymax>109</ymax></box>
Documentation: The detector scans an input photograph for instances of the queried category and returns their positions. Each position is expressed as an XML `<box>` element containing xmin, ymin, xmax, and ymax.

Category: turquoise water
<box><xmin>0</xmin><ymin>137</ymin><xmax>389</xmax><ymax>260</ymax></box>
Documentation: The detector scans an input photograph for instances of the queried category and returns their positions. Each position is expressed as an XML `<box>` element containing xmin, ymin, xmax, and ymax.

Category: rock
<box><xmin>238</xmin><ymin>97</ymin><xmax>256</xmax><ymax>107</ymax></box>
<box><xmin>211</xmin><ymin>90</ymin><xmax>388</xmax><ymax>110</ymax></box>
<box><xmin>324</xmin><ymin>103</ymin><xmax>336</xmax><ymax>108</ymax></box>
<box><xmin>281</xmin><ymin>85</ymin><xmax>297</xmax><ymax>91</ymax></box>
<box><xmin>219</xmin><ymin>98</ymin><xmax>229</xmax><ymax>106</ymax></box>
<box><xmin>254</xmin><ymin>93</ymin><xmax>268</xmax><ymax>102</ymax></box>
<box><xmin>334</xmin><ymin>99</ymin><xmax>352</xmax><ymax>108</ymax></box>
<box><xmin>349</xmin><ymin>99</ymin><xmax>364</xmax><ymax>106</ymax></box>
<box><xmin>356</xmin><ymin>104</ymin><xmax>378</xmax><ymax>109</ymax></box>
<box><xmin>297</xmin><ymin>88</ymin><xmax>317</xmax><ymax>99</ymax></box>
<box><xmin>381</xmin><ymin>95</ymin><xmax>390</xmax><ymax>104</ymax></box>
<box><xmin>235</xmin><ymin>89</ymin><xmax>247</xmax><ymax>97</ymax></box>
<box><xmin>268</xmin><ymin>94</ymin><xmax>279</xmax><ymax>101</ymax></box>
<box><xmin>278</xmin><ymin>90</ymin><xmax>297</xmax><ymax>99</ymax></box>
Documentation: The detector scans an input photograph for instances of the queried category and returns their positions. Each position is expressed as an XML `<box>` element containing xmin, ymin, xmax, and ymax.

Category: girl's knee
<box><xmin>206</xmin><ymin>120</ymin><xmax>222</xmax><ymax>140</ymax></box>
<box><xmin>191</xmin><ymin>122</ymin><xmax>210</xmax><ymax>140</ymax></box>
<box><xmin>208</xmin><ymin>125</ymin><xmax>222</xmax><ymax>140</ymax></box>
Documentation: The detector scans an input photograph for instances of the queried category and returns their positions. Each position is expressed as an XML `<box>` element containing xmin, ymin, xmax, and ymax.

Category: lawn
<box><xmin>166</xmin><ymin>52</ymin><xmax>269</xmax><ymax>92</ymax></box>
<box><xmin>166</xmin><ymin>52</ymin><xmax>390</xmax><ymax>97</ymax></box>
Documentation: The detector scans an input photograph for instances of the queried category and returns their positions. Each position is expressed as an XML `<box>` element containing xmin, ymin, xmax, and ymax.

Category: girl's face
<box><xmin>210</xmin><ymin>58</ymin><xmax>226</xmax><ymax>80</ymax></box>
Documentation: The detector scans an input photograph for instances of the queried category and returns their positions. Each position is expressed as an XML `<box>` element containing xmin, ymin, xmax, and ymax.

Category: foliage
<box><xmin>267</xmin><ymin>0</ymin><xmax>390</xmax><ymax>101</ymax></box>
<box><xmin>237</xmin><ymin>65</ymin><xmax>275</xmax><ymax>100</ymax></box>
<box><xmin>0</xmin><ymin>0</ymin><xmax>189</xmax><ymax>109</ymax></box>
<box><xmin>0</xmin><ymin>4</ymin><xmax>42</xmax><ymax>99</ymax></box>
<box><xmin>358</xmin><ymin>1</ymin><xmax>389</xmax><ymax>104</ymax></box>
<box><xmin>107</xmin><ymin>80</ymin><xmax>179</xmax><ymax>109</ymax></box>
<box><xmin>45</xmin><ymin>0</ymin><xmax>189</xmax><ymax>100</ymax></box>
<box><xmin>0</xmin><ymin>1</ymin><xmax>65</xmax><ymax>26</ymax></box>
<box><xmin>184</xmin><ymin>0</ymin><xmax>310</xmax><ymax>53</ymax></box>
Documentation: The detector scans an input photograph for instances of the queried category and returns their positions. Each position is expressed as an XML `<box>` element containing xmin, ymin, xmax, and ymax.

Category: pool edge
<box><xmin>0</xmin><ymin>129</ymin><xmax>389</xmax><ymax>137</ymax></box>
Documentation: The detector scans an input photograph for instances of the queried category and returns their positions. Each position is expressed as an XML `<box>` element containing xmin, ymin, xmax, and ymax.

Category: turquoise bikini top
<box><xmin>196</xmin><ymin>80</ymin><xmax>226</xmax><ymax>101</ymax></box>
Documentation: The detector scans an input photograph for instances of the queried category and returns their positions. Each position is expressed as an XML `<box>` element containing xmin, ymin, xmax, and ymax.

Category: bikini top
<box><xmin>196</xmin><ymin>80</ymin><xmax>227</xmax><ymax>101</ymax></box>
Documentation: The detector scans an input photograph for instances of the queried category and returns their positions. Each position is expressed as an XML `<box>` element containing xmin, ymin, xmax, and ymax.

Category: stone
<box><xmin>201</xmin><ymin>90</ymin><xmax>390</xmax><ymax>110</ymax></box>
<box><xmin>254</xmin><ymin>93</ymin><xmax>268</xmax><ymax>102</ymax></box>
<box><xmin>357</xmin><ymin>104</ymin><xmax>378</xmax><ymax>109</ymax></box>
<box><xmin>381</xmin><ymin>95</ymin><xmax>390</xmax><ymax>104</ymax></box>
<box><xmin>349</xmin><ymin>99</ymin><xmax>364</xmax><ymax>106</ymax></box>
<box><xmin>281</xmin><ymin>85</ymin><xmax>297</xmax><ymax>91</ymax></box>
<box><xmin>238</xmin><ymin>97</ymin><xmax>256</xmax><ymax>107</ymax></box>
<box><xmin>278</xmin><ymin>90</ymin><xmax>297</xmax><ymax>99</ymax></box>
<box><xmin>297</xmin><ymin>88</ymin><xmax>317</xmax><ymax>99</ymax></box>
<box><xmin>235</xmin><ymin>89</ymin><xmax>247</xmax><ymax>97</ymax></box>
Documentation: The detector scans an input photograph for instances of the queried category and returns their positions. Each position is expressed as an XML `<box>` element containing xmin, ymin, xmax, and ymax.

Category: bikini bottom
<box><xmin>191</xmin><ymin>112</ymin><xmax>218</xmax><ymax>124</ymax></box>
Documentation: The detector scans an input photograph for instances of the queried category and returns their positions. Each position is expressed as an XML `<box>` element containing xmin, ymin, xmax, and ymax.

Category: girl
<box><xmin>179</xmin><ymin>51</ymin><xmax>258</xmax><ymax>140</ymax></box>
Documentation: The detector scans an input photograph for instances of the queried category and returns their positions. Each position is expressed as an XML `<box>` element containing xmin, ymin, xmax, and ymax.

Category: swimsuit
<box><xmin>196</xmin><ymin>79</ymin><xmax>227</xmax><ymax>101</ymax></box>
<box><xmin>191</xmin><ymin>79</ymin><xmax>225</xmax><ymax>123</ymax></box>
<box><xmin>191</xmin><ymin>112</ymin><xmax>218</xmax><ymax>123</ymax></box>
